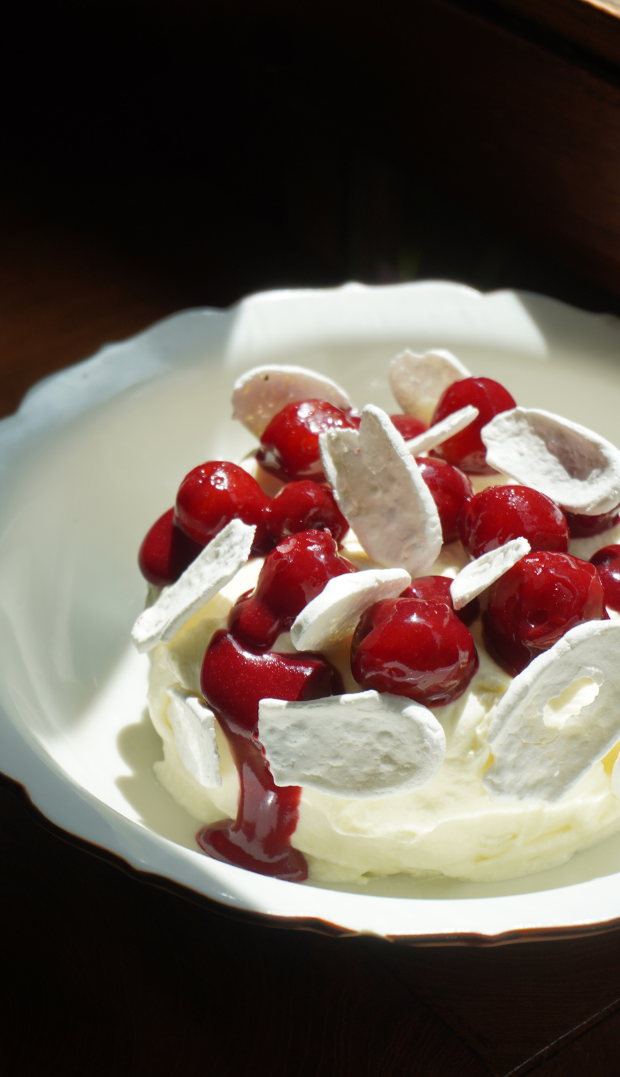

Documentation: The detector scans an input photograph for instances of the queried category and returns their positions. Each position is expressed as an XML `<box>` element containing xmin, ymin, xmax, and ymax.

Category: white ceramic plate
<box><xmin>4</xmin><ymin>280</ymin><xmax>620</xmax><ymax>943</ymax></box>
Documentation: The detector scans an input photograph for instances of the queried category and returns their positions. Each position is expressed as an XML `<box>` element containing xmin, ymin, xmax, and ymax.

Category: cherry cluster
<box><xmin>139</xmin><ymin>377</ymin><xmax>620</xmax><ymax>704</ymax></box>
<box><xmin>139</xmin><ymin>467</ymin><xmax>349</xmax><ymax>588</ymax></box>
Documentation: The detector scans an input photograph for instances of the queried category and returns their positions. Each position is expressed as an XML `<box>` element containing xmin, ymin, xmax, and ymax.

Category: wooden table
<box><xmin>3</xmin><ymin>3</ymin><xmax>620</xmax><ymax>1072</ymax></box>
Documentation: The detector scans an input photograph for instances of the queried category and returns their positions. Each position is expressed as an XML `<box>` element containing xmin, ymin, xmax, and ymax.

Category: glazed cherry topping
<box><xmin>389</xmin><ymin>414</ymin><xmax>428</xmax><ymax>439</ymax></box>
<box><xmin>174</xmin><ymin>461</ymin><xmax>271</xmax><ymax>555</ymax></box>
<box><xmin>138</xmin><ymin>507</ymin><xmax>204</xmax><ymax>586</ymax></box>
<box><xmin>431</xmin><ymin>377</ymin><xmax>516</xmax><ymax>472</ymax></box>
<box><xmin>198</xmin><ymin>629</ymin><xmax>343</xmax><ymax>881</ymax></box>
<box><xmin>256</xmin><ymin>399</ymin><xmax>358</xmax><ymax>483</ymax></box>
<box><xmin>400</xmin><ymin>575</ymin><xmax>480</xmax><ymax>627</ymax></box>
<box><xmin>229</xmin><ymin>529</ymin><xmax>356</xmax><ymax>650</ymax></box>
<box><xmin>459</xmin><ymin>485</ymin><xmax>569</xmax><ymax>559</ymax></box>
<box><xmin>565</xmin><ymin>506</ymin><xmax>620</xmax><ymax>538</ymax></box>
<box><xmin>591</xmin><ymin>545</ymin><xmax>620</xmax><ymax>611</ymax></box>
<box><xmin>351</xmin><ymin>597</ymin><xmax>479</xmax><ymax>707</ymax></box>
<box><xmin>483</xmin><ymin>551</ymin><xmax>606</xmax><ymax>676</ymax></box>
<box><xmin>264</xmin><ymin>480</ymin><xmax>349</xmax><ymax>546</ymax></box>
<box><xmin>415</xmin><ymin>456</ymin><xmax>474</xmax><ymax>544</ymax></box>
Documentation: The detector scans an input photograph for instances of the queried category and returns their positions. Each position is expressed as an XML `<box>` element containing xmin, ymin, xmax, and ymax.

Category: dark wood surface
<box><xmin>3</xmin><ymin>4</ymin><xmax>620</xmax><ymax>1073</ymax></box>
<box><xmin>105</xmin><ymin>0</ymin><xmax>620</xmax><ymax>297</ymax></box>
<box><xmin>489</xmin><ymin>0</ymin><xmax>620</xmax><ymax>65</ymax></box>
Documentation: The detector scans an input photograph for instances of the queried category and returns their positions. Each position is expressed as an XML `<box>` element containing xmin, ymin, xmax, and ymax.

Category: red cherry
<box><xmin>415</xmin><ymin>456</ymin><xmax>474</xmax><ymax>544</ymax></box>
<box><xmin>483</xmin><ymin>551</ymin><xmax>606</xmax><ymax>676</ymax></box>
<box><xmin>351</xmin><ymin>597</ymin><xmax>478</xmax><ymax>707</ymax></box>
<box><xmin>389</xmin><ymin>414</ymin><xmax>428</xmax><ymax>439</ymax></box>
<box><xmin>256</xmin><ymin>399</ymin><xmax>358</xmax><ymax>482</ymax></box>
<box><xmin>202</xmin><ymin>629</ymin><xmax>343</xmax><ymax>735</ymax></box>
<box><xmin>431</xmin><ymin>377</ymin><xmax>516</xmax><ymax>472</ymax></box>
<box><xmin>264</xmin><ymin>480</ymin><xmax>349</xmax><ymax>546</ymax></box>
<box><xmin>459</xmin><ymin>485</ymin><xmax>569</xmax><ymax>559</ymax></box>
<box><xmin>199</xmin><ymin>629</ymin><xmax>343</xmax><ymax>880</ymax></box>
<box><xmin>591</xmin><ymin>545</ymin><xmax>620</xmax><ymax>611</ymax></box>
<box><xmin>565</xmin><ymin>506</ymin><xmax>620</xmax><ymax>538</ymax></box>
<box><xmin>174</xmin><ymin>461</ymin><xmax>271</xmax><ymax>555</ymax></box>
<box><xmin>400</xmin><ymin>574</ymin><xmax>480</xmax><ymax>627</ymax></box>
<box><xmin>138</xmin><ymin>507</ymin><xmax>204</xmax><ymax>587</ymax></box>
<box><xmin>229</xmin><ymin>529</ymin><xmax>356</xmax><ymax>649</ymax></box>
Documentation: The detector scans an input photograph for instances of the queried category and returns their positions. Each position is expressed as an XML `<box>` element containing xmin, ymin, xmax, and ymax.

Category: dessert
<box><xmin>132</xmin><ymin>351</ymin><xmax>620</xmax><ymax>885</ymax></box>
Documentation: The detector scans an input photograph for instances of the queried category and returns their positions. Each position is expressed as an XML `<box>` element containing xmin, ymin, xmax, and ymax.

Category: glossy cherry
<box><xmin>400</xmin><ymin>575</ymin><xmax>480</xmax><ymax>627</ymax></box>
<box><xmin>174</xmin><ymin>461</ymin><xmax>271</xmax><ymax>555</ymax></box>
<box><xmin>459</xmin><ymin>485</ymin><xmax>569</xmax><ymax>559</ymax></box>
<box><xmin>389</xmin><ymin>414</ymin><xmax>428</xmax><ymax>439</ymax></box>
<box><xmin>229</xmin><ymin>529</ymin><xmax>357</xmax><ymax>650</ymax></box>
<box><xmin>565</xmin><ymin>506</ymin><xmax>620</xmax><ymax>538</ymax></box>
<box><xmin>431</xmin><ymin>376</ymin><xmax>516</xmax><ymax>472</ymax></box>
<box><xmin>198</xmin><ymin>629</ymin><xmax>343</xmax><ymax>881</ymax></box>
<box><xmin>256</xmin><ymin>399</ymin><xmax>358</xmax><ymax>483</ymax></box>
<box><xmin>264</xmin><ymin>480</ymin><xmax>349</xmax><ymax>546</ymax></box>
<box><xmin>591</xmin><ymin>544</ymin><xmax>620</xmax><ymax>611</ymax></box>
<box><xmin>351</xmin><ymin>597</ymin><xmax>478</xmax><ymax>707</ymax></box>
<box><xmin>415</xmin><ymin>456</ymin><xmax>474</xmax><ymax>544</ymax></box>
<box><xmin>483</xmin><ymin>551</ymin><xmax>606</xmax><ymax>676</ymax></box>
<box><xmin>138</xmin><ymin>507</ymin><xmax>204</xmax><ymax>587</ymax></box>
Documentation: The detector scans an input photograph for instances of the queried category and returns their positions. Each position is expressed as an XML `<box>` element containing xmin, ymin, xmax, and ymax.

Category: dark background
<box><xmin>3</xmin><ymin>2</ymin><xmax>620</xmax><ymax>1074</ymax></box>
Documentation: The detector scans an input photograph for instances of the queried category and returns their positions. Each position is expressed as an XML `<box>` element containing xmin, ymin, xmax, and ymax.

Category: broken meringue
<box><xmin>482</xmin><ymin>407</ymin><xmax>620</xmax><ymax>515</ymax></box>
<box><xmin>450</xmin><ymin>537</ymin><xmax>531</xmax><ymax>610</ymax></box>
<box><xmin>320</xmin><ymin>404</ymin><xmax>442</xmax><ymax>576</ymax></box>
<box><xmin>405</xmin><ymin>405</ymin><xmax>479</xmax><ymax>456</ymax></box>
<box><xmin>132</xmin><ymin>519</ymin><xmax>255</xmax><ymax>652</ymax></box>
<box><xmin>291</xmin><ymin>567</ymin><xmax>411</xmax><ymax>652</ymax></box>
<box><xmin>258</xmin><ymin>690</ymin><xmax>446</xmax><ymax>798</ymax></box>
<box><xmin>232</xmin><ymin>364</ymin><xmax>353</xmax><ymax>437</ymax></box>
<box><xmin>388</xmin><ymin>349</ymin><xmax>470</xmax><ymax>423</ymax></box>
<box><xmin>166</xmin><ymin>686</ymin><xmax>222</xmax><ymax>789</ymax></box>
<box><xmin>484</xmin><ymin>620</ymin><xmax>620</xmax><ymax>802</ymax></box>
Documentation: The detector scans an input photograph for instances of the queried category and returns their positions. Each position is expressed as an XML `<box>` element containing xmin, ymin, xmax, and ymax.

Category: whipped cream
<box><xmin>145</xmin><ymin>532</ymin><xmax>620</xmax><ymax>884</ymax></box>
<box><xmin>137</xmin><ymin>357</ymin><xmax>620</xmax><ymax>885</ymax></box>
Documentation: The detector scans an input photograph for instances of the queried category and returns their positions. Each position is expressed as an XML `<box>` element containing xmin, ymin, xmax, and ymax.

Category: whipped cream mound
<box><xmin>145</xmin><ymin>556</ymin><xmax>620</xmax><ymax>885</ymax></box>
<box><xmin>137</xmin><ymin>359</ymin><xmax>620</xmax><ymax>887</ymax></box>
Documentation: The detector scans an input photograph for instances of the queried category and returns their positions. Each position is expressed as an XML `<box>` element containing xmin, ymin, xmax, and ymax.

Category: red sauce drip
<box><xmin>197</xmin><ymin>630</ymin><xmax>343</xmax><ymax>881</ymax></box>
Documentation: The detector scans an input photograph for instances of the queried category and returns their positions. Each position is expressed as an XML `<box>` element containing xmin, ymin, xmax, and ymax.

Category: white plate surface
<box><xmin>3</xmin><ymin>280</ymin><xmax>620</xmax><ymax>942</ymax></box>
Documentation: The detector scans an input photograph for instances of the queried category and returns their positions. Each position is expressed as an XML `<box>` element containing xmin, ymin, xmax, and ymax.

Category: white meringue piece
<box><xmin>388</xmin><ymin>348</ymin><xmax>470</xmax><ymax>423</ymax></box>
<box><xmin>231</xmin><ymin>364</ymin><xmax>353</xmax><ymax>437</ymax></box>
<box><xmin>483</xmin><ymin>620</ymin><xmax>620</xmax><ymax>802</ymax></box>
<box><xmin>319</xmin><ymin>404</ymin><xmax>442</xmax><ymax>576</ymax></box>
<box><xmin>166</xmin><ymin>686</ymin><xmax>222</xmax><ymax>788</ymax></box>
<box><xmin>132</xmin><ymin>519</ymin><xmax>255</xmax><ymax>653</ymax></box>
<box><xmin>291</xmin><ymin>567</ymin><xmax>411</xmax><ymax>652</ymax></box>
<box><xmin>450</xmin><ymin>537</ymin><xmax>531</xmax><ymax>610</ymax></box>
<box><xmin>258</xmin><ymin>690</ymin><xmax>446</xmax><ymax>798</ymax></box>
<box><xmin>405</xmin><ymin>405</ymin><xmax>479</xmax><ymax>456</ymax></box>
<box><xmin>481</xmin><ymin>407</ymin><xmax>620</xmax><ymax>515</ymax></box>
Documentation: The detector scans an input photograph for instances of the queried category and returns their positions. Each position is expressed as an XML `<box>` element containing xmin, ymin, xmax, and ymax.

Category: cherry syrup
<box><xmin>198</xmin><ymin>630</ymin><xmax>343</xmax><ymax>881</ymax></box>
